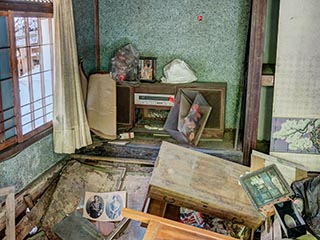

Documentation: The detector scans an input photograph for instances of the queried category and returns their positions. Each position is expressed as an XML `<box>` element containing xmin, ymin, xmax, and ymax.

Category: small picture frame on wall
<box><xmin>138</xmin><ymin>57</ymin><xmax>156</xmax><ymax>82</ymax></box>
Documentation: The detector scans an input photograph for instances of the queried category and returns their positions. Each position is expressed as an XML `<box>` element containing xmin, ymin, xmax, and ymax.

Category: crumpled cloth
<box><xmin>291</xmin><ymin>175</ymin><xmax>320</xmax><ymax>239</ymax></box>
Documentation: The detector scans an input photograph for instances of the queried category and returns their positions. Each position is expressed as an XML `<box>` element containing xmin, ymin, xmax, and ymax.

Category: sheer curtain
<box><xmin>53</xmin><ymin>0</ymin><xmax>92</xmax><ymax>153</ymax></box>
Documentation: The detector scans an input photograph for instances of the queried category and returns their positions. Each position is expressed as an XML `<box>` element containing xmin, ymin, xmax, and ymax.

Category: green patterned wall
<box><xmin>99</xmin><ymin>0</ymin><xmax>251</xmax><ymax>128</ymax></box>
<box><xmin>0</xmin><ymin>135</ymin><xmax>65</xmax><ymax>197</ymax></box>
<box><xmin>72</xmin><ymin>0</ymin><xmax>96</xmax><ymax>75</ymax></box>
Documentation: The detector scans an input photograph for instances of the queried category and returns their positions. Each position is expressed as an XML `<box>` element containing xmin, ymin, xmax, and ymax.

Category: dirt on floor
<box><xmin>28</xmin><ymin>159</ymin><xmax>153</xmax><ymax>240</ymax></box>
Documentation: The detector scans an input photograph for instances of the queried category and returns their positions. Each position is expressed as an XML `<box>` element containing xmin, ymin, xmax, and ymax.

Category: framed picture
<box><xmin>239</xmin><ymin>164</ymin><xmax>292</xmax><ymax>210</ymax></box>
<box><xmin>138</xmin><ymin>57</ymin><xmax>156</xmax><ymax>82</ymax></box>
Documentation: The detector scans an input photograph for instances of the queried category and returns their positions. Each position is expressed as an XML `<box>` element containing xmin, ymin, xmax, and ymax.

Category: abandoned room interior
<box><xmin>0</xmin><ymin>0</ymin><xmax>319</xmax><ymax>239</ymax></box>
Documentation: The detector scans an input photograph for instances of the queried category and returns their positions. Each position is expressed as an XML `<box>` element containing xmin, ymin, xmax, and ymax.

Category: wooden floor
<box><xmin>86</xmin><ymin>129</ymin><xmax>245</xmax><ymax>164</ymax></box>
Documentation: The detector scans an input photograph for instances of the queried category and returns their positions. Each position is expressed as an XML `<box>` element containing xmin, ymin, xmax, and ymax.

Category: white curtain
<box><xmin>53</xmin><ymin>0</ymin><xmax>92</xmax><ymax>153</ymax></box>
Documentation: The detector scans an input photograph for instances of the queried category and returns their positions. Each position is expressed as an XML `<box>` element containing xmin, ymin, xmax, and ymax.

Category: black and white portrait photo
<box><xmin>106</xmin><ymin>193</ymin><xmax>123</xmax><ymax>220</ymax></box>
<box><xmin>83</xmin><ymin>191</ymin><xmax>126</xmax><ymax>221</ymax></box>
<box><xmin>85</xmin><ymin>194</ymin><xmax>104</xmax><ymax>219</ymax></box>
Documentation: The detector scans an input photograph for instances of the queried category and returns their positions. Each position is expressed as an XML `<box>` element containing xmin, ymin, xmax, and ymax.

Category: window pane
<box><xmin>0</xmin><ymin>16</ymin><xmax>9</xmax><ymax>48</ymax></box>
<box><xmin>32</xmin><ymin>73</ymin><xmax>42</xmax><ymax>101</ymax></box>
<box><xmin>5</xmin><ymin>127</ymin><xmax>16</xmax><ymax>139</ymax></box>
<box><xmin>29</xmin><ymin>17</ymin><xmax>39</xmax><ymax>45</ymax></box>
<box><xmin>17</xmin><ymin>47</ymin><xmax>28</xmax><ymax>77</ymax></box>
<box><xmin>21</xmin><ymin>104</ymin><xmax>31</xmax><ymax>116</ymax></box>
<box><xmin>15</xmin><ymin>17</ymin><xmax>26</xmax><ymax>47</ymax></box>
<box><xmin>46</xmin><ymin>95</ymin><xmax>53</xmax><ymax>105</ymax></box>
<box><xmin>31</xmin><ymin>46</ymin><xmax>40</xmax><ymax>74</ymax></box>
<box><xmin>0</xmin><ymin>49</ymin><xmax>11</xmax><ymax>80</ymax></box>
<box><xmin>34</xmin><ymin>108</ymin><xmax>44</xmax><ymax>126</ymax></box>
<box><xmin>3</xmin><ymin>108</ymin><xmax>15</xmax><ymax>139</ymax></box>
<box><xmin>40</xmin><ymin>18</ymin><xmax>52</xmax><ymax>44</ymax></box>
<box><xmin>19</xmin><ymin>76</ymin><xmax>31</xmax><ymax>105</ymax></box>
<box><xmin>46</xmin><ymin>102</ymin><xmax>53</xmax><ymax>118</ymax></box>
<box><xmin>35</xmin><ymin>118</ymin><xmax>44</xmax><ymax>128</ymax></box>
<box><xmin>34</xmin><ymin>108</ymin><xmax>43</xmax><ymax>118</ymax></box>
<box><xmin>3</xmin><ymin>108</ymin><xmax>14</xmax><ymax>122</ymax></box>
<box><xmin>46</xmin><ymin>112</ymin><xmax>53</xmax><ymax>122</ymax></box>
<box><xmin>42</xmin><ymin>45</ymin><xmax>52</xmax><ymax>71</ymax></box>
<box><xmin>22</xmin><ymin>122</ymin><xmax>32</xmax><ymax>134</ymax></box>
<box><xmin>21</xmin><ymin>112</ymin><xmax>31</xmax><ymax>126</ymax></box>
<box><xmin>34</xmin><ymin>100</ymin><xmax>42</xmax><ymax>112</ymax></box>
<box><xmin>4</xmin><ymin>118</ymin><xmax>15</xmax><ymax>132</ymax></box>
<box><xmin>44</xmin><ymin>71</ymin><xmax>52</xmax><ymax>96</ymax></box>
<box><xmin>1</xmin><ymin>79</ymin><xmax>14</xmax><ymax>110</ymax></box>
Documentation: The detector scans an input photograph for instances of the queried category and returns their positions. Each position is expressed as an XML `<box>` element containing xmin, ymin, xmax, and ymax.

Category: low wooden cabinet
<box><xmin>117</xmin><ymin>82</ymin><xmax>226</xmax><ymax>139</ymax></box>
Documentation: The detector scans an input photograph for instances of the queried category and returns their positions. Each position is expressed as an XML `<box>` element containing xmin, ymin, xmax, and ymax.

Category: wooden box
<box><xmin>163</xmin><ymin>89</ymin><xmax>212</xmax><ymax>146</ymax></box>
<box><xmin>274</xmin><ymin>200</ymin><xmax>306</xmax><ymax>238</ymax></box>
<box><xmin>239</xmin><ymin>164</ymin><xmax>293</xmax><ymax>217</ymax></box>
<box><xmin>148</xmin><ymin>141</ymin><xmax>264</xmax><ymax>229</ymax></box>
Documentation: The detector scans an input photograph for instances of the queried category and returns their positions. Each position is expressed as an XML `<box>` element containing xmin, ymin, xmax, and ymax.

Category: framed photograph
<box><xmin>239</xmin><ymin>164</ymin><xmax>292</xmax><ymax>210</ymax></box>
<box><xmin>83</xmin><ymin>191</ymin><xmax>126</xmax><ymax>222</ymax></box>
<box><xmin>138</xmin><ymin>57</ymin><xmax>156</xmax><ymax>82</ymax></box>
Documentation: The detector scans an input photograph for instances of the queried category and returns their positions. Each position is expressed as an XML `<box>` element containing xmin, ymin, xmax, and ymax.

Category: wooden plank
<box><xmin>70</xmin><ymin>154</ymin><xmax>155</xmax><ymax>166</ymax></box>
<box><xmin>261</xmin><ymin>75</ymin><xmax>274</xmax><ymax>86</ymax></box>
<box><xmin>163</xmin><ymin>204</ymin><xmax>180</xmax><ymax>221</ymax></box>
<box><xmin>146</xmin><ymin>198</ymin><xmax>167</xmax><ymax>217</ymax></box>
<box><xmin>242</xmin><ymin>0</ymin><xmax>267</xmax><ymax>166</ymax></box>
<box><xmin>0</xmin><ymin>161</ymin><xmax>65</xmax><ymax>233</ymax></box>
<box><xmin>11</xmin><ymin>178</ymin><xmax>58</xmax><ymax>240</ymax></box>
<box><xmin>149</xmin><ymin>141</ymin><xmax>264</xmax><ymax>229</ymax></box>
<box><xmin>0</xmin><ymin>186</ymin><xmax>15</xmax><ymax>196</ymax></box>
<box><xmin>143</xmin><ymin>220</ymin><xmax>160</xmax><ymax>240</ymax></box>
<box><xmin>0</xmin><ymin>1</ymin><xmax>53</xmax><ymax>13</ymax></box>
<box><xmin>122</xmin><ymin>208</ymin><xmax>238</xmax><ymax>240</ymax></box>
<box><xmin>0</xmin><ymin>186</ymin><xmax>15</xmax><ymax>240</ymax></box>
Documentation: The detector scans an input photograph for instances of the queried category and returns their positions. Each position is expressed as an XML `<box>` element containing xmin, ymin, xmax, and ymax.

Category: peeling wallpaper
<box><xmin>99</xmin><ymin>0</ymin><xmax>251</xmax><ymax>128</ymax></box>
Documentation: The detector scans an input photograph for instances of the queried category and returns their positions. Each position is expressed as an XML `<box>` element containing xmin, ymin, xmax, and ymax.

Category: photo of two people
<box><xmin>83</xmin><ymin>191</ymin><xmax>126</xmax><ymax>222</ymax></box>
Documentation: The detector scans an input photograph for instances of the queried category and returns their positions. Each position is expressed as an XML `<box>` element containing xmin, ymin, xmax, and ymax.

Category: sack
<box><xmin>111</xmin><ymin>44</ymin><xmax>139</xmax><ymax>81</ymax></box>
<box><xmin>161</xmin><ymin>59</ymin><xmax>197</xmax><ymax>84</ymax></box>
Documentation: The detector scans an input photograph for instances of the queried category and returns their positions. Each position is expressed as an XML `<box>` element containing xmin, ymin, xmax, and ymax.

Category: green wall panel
<box><xmin>72</xmin><ymin>0</ymin><xmax>96</xmax><ymax>75</ymax></box>
<box><xmin>99</xmin><ymin>0</ymin><xmax>251</xmax><ymax>128</ymax></box>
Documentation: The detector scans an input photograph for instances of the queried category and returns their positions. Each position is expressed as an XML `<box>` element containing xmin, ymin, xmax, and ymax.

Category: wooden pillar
<box><xmin>243</xmin><ymin>0</ymin><xmax>267</xmax><ymax>166</ymax></box>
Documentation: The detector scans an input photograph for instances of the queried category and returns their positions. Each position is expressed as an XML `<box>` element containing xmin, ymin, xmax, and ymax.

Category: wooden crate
<box><xmin>148</xmin><ymin>141</ymin><xmax>264</xmax><ymax>229</ymax></box>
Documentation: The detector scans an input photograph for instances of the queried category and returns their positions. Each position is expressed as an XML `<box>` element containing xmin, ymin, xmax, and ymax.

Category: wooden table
<box><xmin>147</xmin><ymin>141</ymin><xmax>264</xmax><ymax>229</ymax></box>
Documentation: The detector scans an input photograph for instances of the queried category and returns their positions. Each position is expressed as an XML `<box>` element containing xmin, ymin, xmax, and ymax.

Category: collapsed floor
<box><xmin>2</xmin><ymin>138</ymin><xmax>318</xmax><ymax>240</ymax></box>
<box><xmin>10</xmin><ymin>157</ymin><xmax>153</xmax><ymax>240</ymax></box>
<box><xmin>0</xmin><ymin>139</ymin><xmax>248</xmax><ymax>240</ymax></box>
